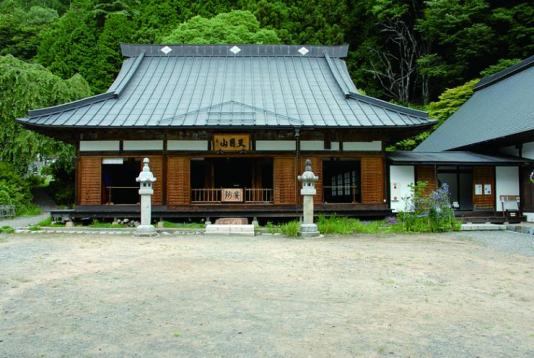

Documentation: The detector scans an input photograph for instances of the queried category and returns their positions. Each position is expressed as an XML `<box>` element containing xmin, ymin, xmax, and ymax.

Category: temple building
<box><xmin>23</xmin><ymin>43</ymin><xmax>532</xmax><ymax>222</ymax></box>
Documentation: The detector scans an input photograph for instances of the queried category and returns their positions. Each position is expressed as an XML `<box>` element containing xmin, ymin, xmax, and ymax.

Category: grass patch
<box><xmin>0</xmin><ymin>225</ymin><xmax>15</xmax><ymax>234</ymax></box>
<box><xmin>18</xmin><ymin>204</ymin><xmax>42</xmax><ymax>217</ymax></box>
<box><xmin>161</xmin><ymin>220</ymin><xmax>204</xmax><ymax>229</ymax></box>
<box><xmin>36</xmin><ymin>217</ymin><xmax>63</xmax><ymax>227</ymax></box>
<box><xmin>28</xmin><ymin>224</ymin><xmax>41</xmax><ymax>231</ymax></box>
<box><xmin>264</xmin><ymin>220</ymin><xmax>300</xmax><ymax>237</ymax></box>
<box><xmin>264</xmin><ymin>216</ymin><xmax>403</xmax><ymax>237</ymax></box>
<box><xmin>280</xmin><ymin>221</ymin><xmax>299</xmax><ymax>237</ymax></box>
<box><xmin>317</xmin><ymin>216</ymin><xmax>401</xmax><ymax>234</ymax></box>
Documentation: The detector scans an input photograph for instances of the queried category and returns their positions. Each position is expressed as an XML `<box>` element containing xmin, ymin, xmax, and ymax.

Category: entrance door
<box><xmin>437</xmin><ymin>166</ymin><xmax>473</xmax><ymax>210</ymax></box>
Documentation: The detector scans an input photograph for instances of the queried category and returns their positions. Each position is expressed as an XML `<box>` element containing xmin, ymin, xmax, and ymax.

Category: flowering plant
<box><xmin>399</xmin><ymin>181</ymin><xmax>460</xmax><ymax>232</ymax></box>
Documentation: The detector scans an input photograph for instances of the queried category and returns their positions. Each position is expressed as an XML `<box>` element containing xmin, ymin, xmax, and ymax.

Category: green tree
<box><xmin>0</xmin><ymin>55</ymin><xmax>91</xmax><ymax>174</ymax></box>
<box><xmin>160</xmin><ymin>10</ymin><xmax>280</xmax><ymax>44</ymax></box>
<box><xmin>0</xmin><ymin>1</ymin><xmax>58</xmax><ymax>60</ymax></box>
<box><xmin>37</xmin><ymin>0</ymin><xmax>98</xmax><ymax>91</ymax></box>
<box><xmin>93</xmin><ymin>12</ymin><xmax>134</xmax><ymax>93</ymax></box>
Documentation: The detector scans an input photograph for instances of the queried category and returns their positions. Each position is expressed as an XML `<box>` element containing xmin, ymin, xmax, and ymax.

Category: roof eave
<box><xmin>347</xmin><ymin>92</ymin><xmax>430</xmax><ymax>120</ymax></box>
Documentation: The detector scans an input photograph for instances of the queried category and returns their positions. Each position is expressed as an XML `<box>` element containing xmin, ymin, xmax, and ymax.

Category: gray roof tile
<box><xmin>390</xmin><ymin>151</ymin><xmax>530</xmax><ymax>164</ymax></box>
<box><xmin>19</xmin><ymin>44</ymin><xmax>430</xmax><ymax>129</ymax></box>
<box><xmin>417</xmin><ymin>55</ymin><xmax>534</xmax><ymax>152</ymax></box>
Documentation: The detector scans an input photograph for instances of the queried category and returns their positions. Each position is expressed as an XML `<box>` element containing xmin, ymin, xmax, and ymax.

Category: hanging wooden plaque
<box><xmin>213</xmin><ymin>134</ymin><xmax>250</xmax><ymax>152</ymax></box>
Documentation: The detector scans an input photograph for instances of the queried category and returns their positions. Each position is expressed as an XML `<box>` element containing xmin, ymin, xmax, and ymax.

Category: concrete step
<box><xmin>205</xmin><ymin>224</ymin><xmax>255</xmax><ymax>236</ymax></box>
<box><xmin>461</xmin><ymin>223</ymin><xmax>507</xmax><ymax>231</ymax></box>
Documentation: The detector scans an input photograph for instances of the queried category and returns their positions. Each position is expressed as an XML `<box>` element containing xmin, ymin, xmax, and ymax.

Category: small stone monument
<box><xmin>135</xmin><ymin>158</ymin><xmax>157</xmax><ymax>236</ymax></box>
<box><xmin>298</xmin><ymin>159</ymin><xmax>320</xmax><ymax>237</ymax></box>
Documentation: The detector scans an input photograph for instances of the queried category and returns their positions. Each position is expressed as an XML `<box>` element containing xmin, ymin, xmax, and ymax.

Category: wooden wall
<box><xmin>78</xmin><ymin>156</ymin><xmax>101</xmax><ymax>205</ymax></box>
<box><xmin>148</xmin><ymin>156</ymin><xmax>163</xmax><ymax>205</ymax></box>
<box><xmin>77</xmin><ymin>155</ymin><xmax>164</xmax><ymax>206</ymax></box>
<box><xmin>415</xmin><ymin>165</ymin><xmax>437</xmax><ymax>195</ymax></box>
<box><xmin>361</xmin><ymin>157</ymin><xmax>385</xmax><ymax>204</ymax></box>
<box><xmin>77</xmin><ymin>153</ymin><xmax>387</xmax><ymax>207</ymax></box>
<box><xmin>473</xmin><ymin>166</ymin><xmax>495</xmax><ymax>209</ymax></box>
<box><xmin>273</xmin><ymin>157</ymin><xmax>296</xmax><ymax>204</ymax></box>
<box><xmin>167</xmin><ymin>156</ymin><xmax>190</xmax><ymax>205</ymax></box>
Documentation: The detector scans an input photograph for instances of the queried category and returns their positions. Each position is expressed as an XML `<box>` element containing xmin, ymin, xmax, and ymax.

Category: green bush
<box><xmin>0</xmin><ymin>161</ymin><xmax>36</xmax><ymax>215</ymax></box>
<box><xmin>397</xmin><ymin>181</ymin><xmax>461</xmax><ymax>233</ymax></box>
<box><xmin>42</xmin><ymin>155</ymin><xmax>75</xmax><ymax>206</ymax></box>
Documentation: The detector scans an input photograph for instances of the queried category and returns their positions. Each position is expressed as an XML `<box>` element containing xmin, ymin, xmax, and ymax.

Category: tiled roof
<box><xmin>389</xmin><ymin>151</ymin><xmax>529</xmax><ymax>164</ymax></box>
<box><xmin>19</xmin><ymin>44</ymin><xmax>430</xmax><ymax>129</ymax></box>
<box><xmin>416</xmin><ymin>54</ymin><xmax>534</xmax><ymax>152</ymax></box>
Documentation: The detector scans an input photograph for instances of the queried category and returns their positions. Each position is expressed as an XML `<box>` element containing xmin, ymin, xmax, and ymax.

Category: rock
<box><xmin>215</xmin><ymin>217</ymin><xmax>248</xmax><ymax>225</ymax></box>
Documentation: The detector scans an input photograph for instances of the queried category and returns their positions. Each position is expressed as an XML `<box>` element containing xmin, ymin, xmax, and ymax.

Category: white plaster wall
<box><xmin>255</xmin><ymin>140</ymin><xmax>296</xmax><ymax>151</ymax></box>
<box><xmin>123</xmin><ymin>140</ymin><xmax>163</xmax><ymax>151</ymax></box>
<box><xmin>80</xmin><ymin>140</ymin><xmax>120</xmax><ymax>151</ymax></box>
<box><xmin>495</xmin><ymin>166</ymin><xmax>520</xmax><ymax>212</ymax></box>
<box><xmin>389</xmin><ymin>165</ymin><xmax>415</xmax><ymax>212</ymax></box>
<box><xmin>522</xmin><ymin>141</ymin><xmax>534</xmax><ymax>159</ymax></box>
<box><xmin>343</xmin><ymin>141</ymin><xmax>381</xmax><ymax>151</ymax></box>
<box><xmin>300</xmin><ymin>140</ymin><xmax>324</xmax><ymax>151</ymax></box>
<box><xmin>167</xmin><ymin>140</ymin><xmax>208</xmax><ymax>151</ymax></box>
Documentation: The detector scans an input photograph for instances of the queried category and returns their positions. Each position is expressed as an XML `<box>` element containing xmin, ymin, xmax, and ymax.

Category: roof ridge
<box><xmin>120</xmin><ymin>43</ymin><xmax>349</xmax><ymax>58</ymax></box>
<box><xmin>475</xmin><ymin>54</ymin><xmax>534</xmax><ymax>91</ymax></box>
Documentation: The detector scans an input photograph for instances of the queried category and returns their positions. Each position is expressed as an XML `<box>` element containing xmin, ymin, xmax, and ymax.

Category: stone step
<box><xmin>205</xmin><ymin>224</ymin><xmax>255</xmax><ymax>236</ymax></box>
<box><xmin>461</xmin><ymin>223</ymin><xmax>507</xmax><ymax>231</ymax></box>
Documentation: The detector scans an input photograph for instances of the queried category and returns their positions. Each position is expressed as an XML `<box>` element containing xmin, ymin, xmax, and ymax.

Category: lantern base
<box><xmin>299</xmin><ymin>223</ymin><xmax>320</xmax><ymax>237</ymax></box>
<box><xmin>135</xmin><ymin>224</ymin><xmax>157</xmax><ymax>237</ymax></box>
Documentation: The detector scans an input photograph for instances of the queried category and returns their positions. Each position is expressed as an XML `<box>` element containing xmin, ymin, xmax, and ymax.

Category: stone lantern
<box><xmin>135</xmin><ymin>158</ymin><xmax>157</xmax><ymax>236</ymax></box>
<box><xmin>298</xmin><ymin>159</ymin><xmax>320</xmax><ymax>237</ymax></box>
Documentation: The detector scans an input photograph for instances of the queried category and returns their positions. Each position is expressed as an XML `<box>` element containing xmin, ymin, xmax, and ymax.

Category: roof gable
<box><xmin>158</xmin><ymin>100</ymin><xmax>302</xmax><ymax>127</ymax></box>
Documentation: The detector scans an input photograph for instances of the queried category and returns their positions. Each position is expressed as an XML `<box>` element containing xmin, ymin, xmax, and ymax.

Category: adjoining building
<box><xmin>394</xmin><ymin>55</ymin><xmax>534</xmax><ymax>222</ymax></box>
<box><xmin>18</xmin><ymin>44</ymin><xmax>433</xmax><ymax>220</ymax></box>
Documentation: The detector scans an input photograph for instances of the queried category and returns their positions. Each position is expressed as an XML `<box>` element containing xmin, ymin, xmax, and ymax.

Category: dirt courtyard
<box><xmin>0</xmin><ymin>232</ymin><xmax>533</xmax><ymax>357</ymax></box>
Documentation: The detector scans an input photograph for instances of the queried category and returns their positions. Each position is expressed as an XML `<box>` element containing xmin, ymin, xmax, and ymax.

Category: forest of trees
<box><xmin>0</xmin><ymin>0</ymin><xmax>533</xmax><ymax>211</ymax></box>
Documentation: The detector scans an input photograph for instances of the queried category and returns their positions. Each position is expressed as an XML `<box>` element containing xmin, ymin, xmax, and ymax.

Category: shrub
<box><xmin>42</xmin><ymin>156</ymin><xmax>75</xmax><ymax>206</ymax></box>
<box><xmin>0</xmin><ymin>161</ymin><xmax>35</xmax><ymax>215</ymax></box>
<box><xmin>398</xmin><ymin>181</ymin><xmax>461</xmax><ymax>233</ymax></box>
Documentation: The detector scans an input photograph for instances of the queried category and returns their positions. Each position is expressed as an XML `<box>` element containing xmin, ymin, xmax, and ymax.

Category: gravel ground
<box><xmin>0</xmin><ymin>213</ymin><xmax>49</xmax><ymax>230</ymax></box>
<box><xmin>455</xmin><ymin>230</ymin><xmax>534</xmax><ymax>257</ymax></box>
<box><xmin>0</xmin><ymin>232</ymin><xmax>533</xmax><ymax>357</ymax></box>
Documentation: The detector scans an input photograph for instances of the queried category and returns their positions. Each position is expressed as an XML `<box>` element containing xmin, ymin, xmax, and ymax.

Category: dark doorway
<box><xmin>102</xmin><ymin>158</ymin><xmax>141</xmax><ymax>204</ymax></box>
<box><xmin>213</xmin><ymin>158</ymin><xmax>254</xmax><ymax>188</ymax></box>
<box><xmin>437</xmin><ymin>166</ymin><xmax>473</xmax><ymax>210</ymax></box>
<box><xmin>323</xmin><ymin>160</ymin><xmax>360</xmax><ymax>203</ymax></box>
<box><xmin>190</xmin><ymin>157</ymin><xmax>274</xmax><ymax>203</ymax></box>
